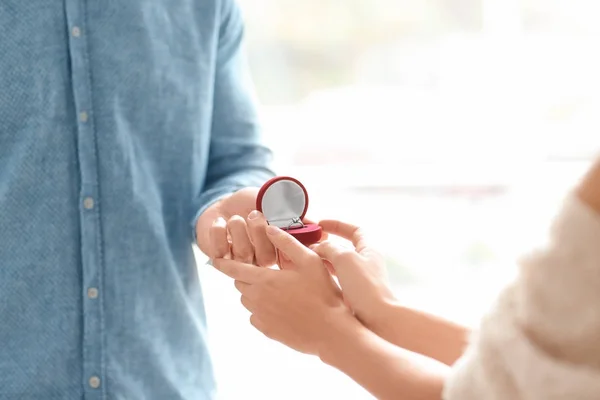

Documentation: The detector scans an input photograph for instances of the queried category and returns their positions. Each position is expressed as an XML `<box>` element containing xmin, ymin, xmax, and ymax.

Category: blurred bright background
<box><xmin>195</xmin><ymin>1</ymin><xmax>600</xmax><ymax>398</ymax></box>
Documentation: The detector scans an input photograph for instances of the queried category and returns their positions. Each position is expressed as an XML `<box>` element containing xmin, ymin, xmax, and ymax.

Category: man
<box><xmin>0</xmin><ymin>1</ymin><xmax>275</xmax><ymax>399</ymax></box>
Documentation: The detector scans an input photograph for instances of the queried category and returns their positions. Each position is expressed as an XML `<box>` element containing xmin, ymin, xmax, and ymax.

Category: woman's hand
<box><xmin>213</xmin><ymin>225</ymin><xmax>357</xmax><ymax>356</ymax></box>
<box><xmin>315</xmin><ymin>220</ymin><xmax>469</xmax><ymax>366</ymax></box>
<box><xmin>213</xmin><ymin>226</ymin><xmax>450</xmax><ymax>400</ymax></box>
<box><xmin>311</xmin><ymin>220</ymin><xmax>397</xmax><ymax>330</ymax></box>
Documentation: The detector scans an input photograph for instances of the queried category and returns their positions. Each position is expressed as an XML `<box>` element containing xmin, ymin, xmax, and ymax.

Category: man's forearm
<box><xmin>367</xmin><ymin>301</ymin><xmax>470</xmax><ymax>366</ymax></box>
<box><xmin>319</xmin><ymin>315</ymin><xmax>449</xmax><ymax>400</ymax></box>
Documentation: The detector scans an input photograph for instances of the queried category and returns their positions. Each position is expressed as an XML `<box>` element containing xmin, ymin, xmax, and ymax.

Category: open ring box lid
<box><xmin>256</xmin><ymin>176</ymin><xmax>322</xmax><ymax>246</ymax></box>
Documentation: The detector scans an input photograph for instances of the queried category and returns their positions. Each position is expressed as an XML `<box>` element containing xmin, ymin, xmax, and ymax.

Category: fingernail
<box><xmin>213</xmin><ymin>217</ymin><xmax>226</xmax><ymax>227</ymax></box>
<box><xmin>266</xmin><ymin>225</ymin><xmax>281</xmax><ymax>235</ymax></box>
<box><xmin>248</xmin><ymin>210</ymin><xmax>260</xmax><ymax>220</ymax></box>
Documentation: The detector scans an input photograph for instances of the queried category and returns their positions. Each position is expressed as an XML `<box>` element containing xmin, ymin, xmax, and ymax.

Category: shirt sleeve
<box><xmin>192</xmin><ymin>0</ymin><xmax>275</xmax><ymax>237</ymax></box>
<box><xmin>443</xmin><ymin>195</ymin><xmax>600</xmax><ymax>400</ymax></box>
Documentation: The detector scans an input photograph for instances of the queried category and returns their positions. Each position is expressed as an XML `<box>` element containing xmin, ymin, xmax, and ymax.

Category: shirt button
<box><xmin>79</xmin><ymin>111</ymin><xmax>88</xmax><ymax>122</ymax></box>
<box><xmin>89</xmin><ymin>376</ymin><xmax>101</xmax><ymax>389</ymax></box>
<box><xmin>83</xmin><ymin>197</ymin><xmax>95</xmax><ymax>210</ymax></box>
<box><xmin>72</xmin><ymin>26</ymin><xmax>81</xmax><ymax>37</ymax></box>
<box><xmin>87</xmin><ymin>287</ymin><xmax>98</xmax><ymax>299</ymax></box>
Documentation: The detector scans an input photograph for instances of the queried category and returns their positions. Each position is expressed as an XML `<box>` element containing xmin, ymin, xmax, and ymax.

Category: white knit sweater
<box><xmin>443</xmin><ymin>196</ymin><xmax>600</xmax><ymax>400</ymax></box>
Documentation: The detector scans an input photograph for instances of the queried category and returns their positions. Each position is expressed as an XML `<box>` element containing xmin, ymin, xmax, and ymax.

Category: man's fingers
<box><xmin>227</xmin><ymin>215</ymin><xmax>254</xmax><ymax>264</ymax></box>
<box><xmin>247</xmin><ymin>211</ymin><xmax>276</xmax><ymax>267</ymax></box>
<box><xmin>209</xmin><ymin>217</ymin><xmax>230</xmax><ymax>259</ymax></box>
<box><xmin>266</xmin><ymin>226</ymin><xmax>318</xmax><ymax>266</ymax></box>
<box><xmin>318</xmin><ymin>220</ymin><xmax>368</xmax><ymax>252</ymax></box>
<box><xmin>213</xmin><ymin>258</ymin><xmax>267</xmax><ymax>283</ymax></box>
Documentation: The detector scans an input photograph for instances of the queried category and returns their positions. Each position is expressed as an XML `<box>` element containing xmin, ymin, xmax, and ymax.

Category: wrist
<box><xmin>367</xmin><ymin>301</ymin><xmax>470</xmax><ymax>366</ymax></box>
<box><xmin>360</xmin><ymin>296</ymin><xmax>401</xmax><ymax>334</ymax></box>
<box><xmin>317</xmin><ymin>307</ymin><xmax>371</xmax><ymax>366</ymax></box>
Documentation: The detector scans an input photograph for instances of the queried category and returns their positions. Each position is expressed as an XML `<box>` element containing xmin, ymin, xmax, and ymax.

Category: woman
<box><xmin>212</xmin><ymin>159</ymin><xmax>600</xmax><ymax>399</ymax></box>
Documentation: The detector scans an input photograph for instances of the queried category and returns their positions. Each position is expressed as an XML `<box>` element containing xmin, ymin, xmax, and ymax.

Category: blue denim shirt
<box><xmin>0</xmin><ymin>1</ymin><xmax>273</xmax><ymax>399</ymax></box>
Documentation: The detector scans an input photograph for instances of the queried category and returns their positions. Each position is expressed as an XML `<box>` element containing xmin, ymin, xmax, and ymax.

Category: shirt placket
<box><xmin>64</xmin><ymin>1</ymin><xmax>105</xmax><ymax>398</ymax></box>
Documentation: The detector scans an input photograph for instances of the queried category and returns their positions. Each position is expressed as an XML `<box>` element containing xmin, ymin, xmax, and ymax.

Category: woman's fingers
<box><xmin>266</xmin><ymin>225</ymin><xmax>320</xmax><ymax>267</ymax></box>
<box><xmin>234</xmin><ymin>279</ymin><xmax>250</xmax><ymax>294</ymax></box>
<box><xmin>312</xmin><ymin>240</ymin><xmax>362</xmax><ymax>268</ymax></box>
<box><xmin>319</xmin><ymin>220</ymin><xmax>369</xmax><ymax>253</ymax></box>
<box><xmin>249</xmin><ymin>314</ymin><xmax>271</xmax><ymax>338</ymax></box>
<box><xmin>240</xmin><ymin>295</ymin><xmax>257</xmax><ymax>314</ymax></box>
<box><xmin>213</xmin><ymin>258</ymin><xmax>268</xmax><ymax>283</ymax></box>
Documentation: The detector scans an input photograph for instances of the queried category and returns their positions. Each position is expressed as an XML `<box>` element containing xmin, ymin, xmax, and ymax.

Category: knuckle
<box><xmin>276</xmin><ymin>234</ymin><xmax>293</xmax><ymax>248</ymax></box>
<box><xmin>228</xmin><ymin>214</ymin><xmax>245</xmax><ymax>223</ymax></box>
<box><xmin>252</xmin><ymin>290</ymin><xmax>264</xmax><ymax>305</ymax></box>
<box><xmin>320</xmin><ymin>240</ymin><xmax>336</xmax><ymax>252</ymax></box>
<box><xmin>234</xmin><ymin>246</ymin><xmax>253</xmax><ymax>258</ymax></box>
<box><xmin>215</xmin><ymin>236</ymin><xmax>229</xmax><ymax>248</ymax></box>
<box><xmin>353</xmin><ymin>228</ymin><xmax>366</xmax><ymax>243</ymax></box>
<box><xmin>248</xmin><ymin>213</ymin><xmax>267</xmax><ymax>227</ymax></box>
<box><xmin>257</xmin><ymin>253</ymin><xmax>276</xmax><ymax>268</ymax></box>
<box><xmin>255</xmin><ymin>322</ymin><xmax>272</xmax><ymax>339</ymax></box>
<box><xmin>249</xmin><ymin>315</ymin><xmax>259</xmax><ymax>329</ymax></box>
<box><xmin>228</xmin><ymin>215</ymin><xmax>246</xmax><ymax>229</ymax></box>
<box><xmin>261</xmin><ymin>328</ymin><xmax>273</xmax><ymax>339</ymax></box>
<box><xmin>262</xmin><ymin>275</ymin><xmax>274</xmax><ymax>287</ymax></box>
<box><xmin>262</xmin><ymin>274</ymin><xmax>278</xmax><ymax>289</ymax></box>
<box><xmin>351</xmin><ymin>226</ymin><xmax>363</xmax><ymax>236</ymax></box>
<box><xmin>232</xmin><ymin>240</ymin><xmax>253</xmax><ymax>256</ymax></box>
<box><xmin>209</xmin><ymin>224</ymin><xmax>227</xmax><ymax>240</ymax></box>
<box><xmin>217</xmin><ymin>243</ymin><xmax>230</xmax><ymax>255</ymax></box>
<box><xmin>240</xmin><ymin>295</ymin><xmax>251</xmax><ymax>309</ymax></box>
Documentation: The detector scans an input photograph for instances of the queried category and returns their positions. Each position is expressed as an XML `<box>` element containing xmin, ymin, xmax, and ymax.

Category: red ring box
<box><xmin>256</xmin><ymin>176</ymin><xmax>322</xmax><ymax>246</ymax></box>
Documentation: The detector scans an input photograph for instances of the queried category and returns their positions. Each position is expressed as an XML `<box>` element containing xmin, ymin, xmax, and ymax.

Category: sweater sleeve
<box><xmin>443</xmin><ymin>195</ymin><xmax>600</xmax><ymax>400</ymax></box>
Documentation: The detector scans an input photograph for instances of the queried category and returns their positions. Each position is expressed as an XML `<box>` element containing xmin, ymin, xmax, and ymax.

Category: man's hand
<box><xmin>195</xmin><ymin>188</ymin><xmax>277</xmax><ymax>267</ymax></box>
